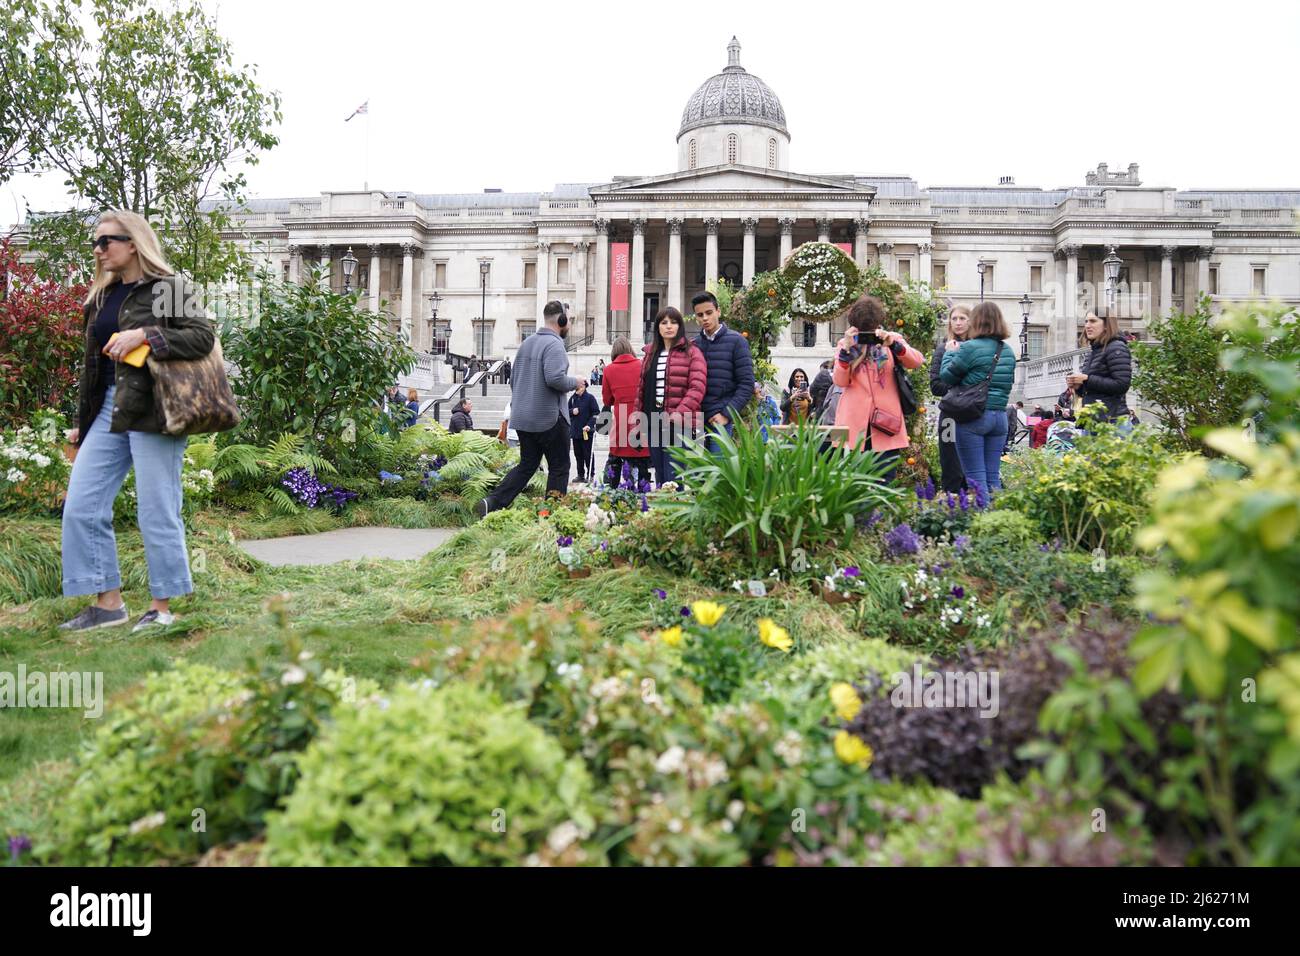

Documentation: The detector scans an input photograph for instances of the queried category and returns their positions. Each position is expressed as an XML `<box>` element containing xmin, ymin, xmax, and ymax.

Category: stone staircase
<box><xmin>411</xmin><ymin>382</ymin><xmax>513</xmax><ymax>432</ymax></box>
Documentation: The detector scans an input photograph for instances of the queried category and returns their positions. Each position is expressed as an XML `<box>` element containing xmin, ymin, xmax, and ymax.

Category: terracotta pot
<box><xmin>611</xmin><ymin>555</ymin><xmax>631</xmax><ymax>568</ymax></box>
<box><xmin>567</xmin><ymin>568</ymin><xmax>592</xmax><ymax>579</ymax></box>
<box><xmin>821</xmin><ymin>589</ymin><xmax>861</xmax><ymax>606</ymax></box>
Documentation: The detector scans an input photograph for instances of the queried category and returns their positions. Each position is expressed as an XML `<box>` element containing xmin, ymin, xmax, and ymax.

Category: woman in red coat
<box><xmin>635</xmin><ymin>307</ymin><xmax>707</xmax><ymax>486</ymax></box>
<box><xmin>600</xmin><ymin>337</ymin><xmax>652</xmax><ymax>486</ymax></box>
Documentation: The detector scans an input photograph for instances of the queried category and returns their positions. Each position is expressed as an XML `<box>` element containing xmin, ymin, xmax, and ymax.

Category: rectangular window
<box><xmin>434</xmin><ymin>263</ymin><xmax>447</xmax><ymax>288</ymax></box>
<box><xmin>801</xmin><ymin>321</ymin><xmax>817</xmax><ymax>348</ymax></box>
<box><xmin>432</xmin><ymin>321</ymin><xmax>451</xmax><ymax>355</ymax></box>
<box><xmin>557</xmin><ymin>258</ymin><xmax>570</xmax><ymax>285</ymax></box>
<box><xmin>523</xmin><ymin>262</ymin><xmax>537</xmax><ymax>288</ymax></box>
<box><xmin>1208</xmin><ymin>266</ymin><xmax>1218</xmax><ymax>295</ymax></box>
<box><xmin>933</xmin><ymin>262</ymin><xmax>947</xmax><ymax>288</ymax></box>
<box><xmin>472</xmin><ymin>321</ymin><xmax>494</xmax><ymax>356</ymax></box>
<box><xmin>1028</xmin><ymin>329</ymin><xmax>1046</xmax><ymax>362</ymax></box>
<box><xmin>897</xmin><ymin>258</ymin><xmax>911</xmax><ymax>282</ymax></box>
<box><xmin>1253</xmin><ymin>267</ymin><xmax>1266</xmax><ymax>296</ymax></box>
<box><xmin>518</xmin><ymin>320</ymin><xmax>535</xmax><ymax>342</ymax></box>
<box><xmin>1030</xmin><ymin>265</ymin><xmax>1043</xmax><ymax>293</ymax></box>
<box><xmin>983</xmin><ymin>264</ymin><xmax>994</xmax><ymax>292</ymax></box>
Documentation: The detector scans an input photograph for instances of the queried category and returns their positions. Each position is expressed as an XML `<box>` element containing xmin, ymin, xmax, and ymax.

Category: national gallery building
<box><xmin>218</xmin><ymin>38</ymin><xmax>1299</xmax><ymax>387</ymax></box>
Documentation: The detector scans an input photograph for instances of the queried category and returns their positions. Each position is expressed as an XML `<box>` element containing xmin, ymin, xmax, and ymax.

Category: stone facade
<box><xmin>204</xmin><ymin>40</ymin><xmax>1299</xmax><ymax>388</ymax></box>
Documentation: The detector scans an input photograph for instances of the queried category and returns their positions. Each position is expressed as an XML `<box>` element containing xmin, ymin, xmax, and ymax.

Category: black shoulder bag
<box><xmin>939</xmin><ymin>340</ymin><xmax>1003</xmax><ymax>424</ymax></box>
<box><xmin>890</xmin><ymin>341</ymin><xmax>918</xmax><ymax>417</ymax></box>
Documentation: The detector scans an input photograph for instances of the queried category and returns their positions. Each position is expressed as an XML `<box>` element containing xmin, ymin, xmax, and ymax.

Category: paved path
<box><xmin>237</xmin><ymin>527</ymin><xmax>459</xmax><ymax>567</ymax></box>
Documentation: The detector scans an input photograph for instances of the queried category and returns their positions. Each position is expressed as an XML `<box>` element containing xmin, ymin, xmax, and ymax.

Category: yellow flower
<box><xmin>658</xmin><ymin>626</ymin><xmax>684</xmax><ymax>648</ymax></box>
<box><xmin>834</xmin><ymin>730</ymin><xmax>873</xmax><ymax>769</ymax></box>
<box><xmin>691</xmin><ymin>600</ymin><xmax>727</xmax><ymax>627</ymax></box>
<box><xmin>829</xmin><ymin>682</ymin><xmax>862</xmax><ymax>721</ymax></box>
<box><xmin>1038</xmin><ymin>476</ymin><xmax>1051</xmax><ymax>485</ymax></box>
<box><xmin>757</xmin><ymin>618</ymin><xmax>793</xmax><ymax>653</ymax></box>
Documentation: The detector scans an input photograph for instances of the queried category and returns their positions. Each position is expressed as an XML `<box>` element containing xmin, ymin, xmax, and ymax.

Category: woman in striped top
<box><xmin>636</xmin><ymin>307</ymin><xmax>707</xmax><ymax>486</ymax></box>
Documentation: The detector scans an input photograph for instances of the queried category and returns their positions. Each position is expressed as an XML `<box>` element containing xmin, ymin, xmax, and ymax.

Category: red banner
<box><xmin>610</xmin><ymin>242</ymin><xmax>630</xmax><ymax>311</ymax></box>
<box><xmin>834</xmin><ymin>242</ymin><xmax>853</xmax><ymax>257</ymax></box>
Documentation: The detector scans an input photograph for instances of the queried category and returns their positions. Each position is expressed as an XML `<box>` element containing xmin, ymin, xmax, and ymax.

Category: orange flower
<box><xmin>896</xmin><ymin>319</ymin><xmax>905</xmax><ymax>327</ymax></box>
<box><xmin>538</xmin><ymin>509</ymin><xmax>550</xmax><ymax>517</ymax></box>
<box><xmin>906</xmin><ymin>457</ymin><xmax>916</xmax><ymax>466</ymax></box>
<box><xmin>767</xmin><ymin>288</ymin><xmax>777</xmax><ymax>298</ymax></box>
<box><xmin>742</xmin><ymin>331</ymin><xmax>749</xmax><ymax>338</ymax></box>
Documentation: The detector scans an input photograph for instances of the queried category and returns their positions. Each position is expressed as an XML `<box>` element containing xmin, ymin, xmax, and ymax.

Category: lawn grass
<box><xmin>1</xmin><ymin>505</ymin><xmax>910</xmax><ymax>847</ymax></box>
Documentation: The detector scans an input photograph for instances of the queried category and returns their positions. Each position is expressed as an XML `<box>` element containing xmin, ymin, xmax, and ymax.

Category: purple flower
<box><xmin>653</xmin><ymin>589</ymin><xmax>667</xmax><ymax>600</ymax></box>
<box><xmin>950</xmin><ymin>585</ymin><xmax>965</xmax><ymax>599</ymax></box>
<box><xmin>600</xmin><ymin>541</ymin><xmax>608</xmax><ymax>551</ymax></box>
<box><xmin>953</xmin><ymin>534</ymin><xmax>971</xmax><ymax>553</ymax></box>
<box><xmin>8</xmin><ymin>834</ymin><xmax>31</xmax><ymax>862</ymax></box>
<box><xmin>883</xmin><ymin>523</ymin><xmax>922</xmax><ymax>557</ymax></box>
<box><xmin>931</xmin><ymin>564</ymin><xmax>943</xmax><ymax>576</ymax></box>
<box><xmin>557</xmin><ymin>535</ymin><xmax>573</xmax><ymax>548</ymax></box>
<box><xmin>842</xmin><ymin>566</ymin><xmax>861</xmax><ymax>578</ymax></box>
<box><xmin>915</xmin><ymin>478</ymin><xmax>936</xmax><ymax>501</ymax></box>
<box><xmin>972</xmin><ymin>482</ymin><xmax>990</xmax><ymax>509</ymax></box>
<box><xmin>957</xmin><ymin>487</ymin><xmax>969</xmax><ymax>511</ymax></box>
<box><xmin>640</xmin><ymin>495</ymin><xmax>649</xmax><ymax>513</ymax></box>
<box><xmin>864</xmin><ymin>509</ymin><xmax>884</xmax><ymax>529</ymax></box>
<box><xmin>680</xmin><ymin>606</ymin><xmax>691</xmax><ymax>617</ymax></box>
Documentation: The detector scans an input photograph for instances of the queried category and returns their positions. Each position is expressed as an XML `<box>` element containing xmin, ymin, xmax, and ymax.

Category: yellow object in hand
<box><xmin>105</xmin><ymin>332</ymin><xmax>150</xmax><ymax>367</ymax></box>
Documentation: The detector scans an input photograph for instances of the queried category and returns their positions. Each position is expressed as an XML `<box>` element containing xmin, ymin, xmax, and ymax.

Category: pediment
<box><xmin>593</xmin><ymin>164</ymin><xmax>875</xmax><ymax>197</ymax></box>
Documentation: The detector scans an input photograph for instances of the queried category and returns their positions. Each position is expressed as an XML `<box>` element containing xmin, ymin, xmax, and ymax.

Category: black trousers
<box><xmin>485</xmin><ymin>417</ymin><xmax>570</xmax><ymax>512</ymax></box>
<box><xmin>937</xmin><ymin>414</ymin><xmax>966</xmax><ymax>493</ymax></box>
<box><xmin>572</xmin><ymin>434</ymin><xmax>594</xmax><ymax>479</ymax></box>
<box><xmin>604</xmin><ymin>454</ymin><xmax>651</xmax><ymax>486</ymax></box>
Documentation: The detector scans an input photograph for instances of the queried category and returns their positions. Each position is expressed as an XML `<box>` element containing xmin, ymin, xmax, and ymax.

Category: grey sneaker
<box><xmin>58</xmin><ymin>604</ymin><xmax>130</xmax><ymax>631</ymax></box>
<box><xmin>132</xmin><ymin>609</ymin><xmax>176</xmax><ymax>633</ymax></box>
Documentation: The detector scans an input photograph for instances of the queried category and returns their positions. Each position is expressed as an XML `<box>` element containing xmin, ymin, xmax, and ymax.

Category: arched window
<box><xmin>689</xmin><ymin>139</ymin><xmax>697</xmax><ymax>169</ymax></box>
<box><xmin>768</xmin><ymin>138</ymin><xmax>777</xmax><ymax>168</ymax></box>
<box><xmin>727</xmin><ymin>133</ymin><xmax>738</xmax><ymax>164</ymax></box>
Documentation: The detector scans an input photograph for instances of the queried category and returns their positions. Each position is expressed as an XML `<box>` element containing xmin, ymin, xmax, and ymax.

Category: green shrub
<box><xmin>40</xmin><ymin>639</ymin><xmax>349</xmax><ymax>865</ymax></box>
<box><xmin>663</xmin><ymin>418</ymin><xmax>906</xmax><ymax>573</ymax></box>
<box><xmin>0</xmin><ymin>410</ymin><xmax>72</xmax><ymax>517</ymax></box>
<box><xmin>478</xmin><ymin>505</ymin><xmax>538</xmax><ymax>534</ymax></box>
<box><xmin>545</xmin><ymin>506</ymin><xmax>587</xmax><ymax>539</ymax></box>
<box><xmin>262</xmin><ymin>682</ymin><xmax>601</xmax><ymax>866</ymax></box>
<box><xmin>967</xmin><ymin>509</ymin><xmax>1038</xmax><ymax>546</ymax></box>
<box><xmin>996</xmin><ymin>407</ymin><xmax>1171</xmax><ymax>553</ymax></box>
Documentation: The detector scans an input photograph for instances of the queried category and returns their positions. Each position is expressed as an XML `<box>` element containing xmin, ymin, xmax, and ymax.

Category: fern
<box><xmin>262</xmin><ymin>485</ymin><xmax>302</xmax><ymax>516</ymax></box>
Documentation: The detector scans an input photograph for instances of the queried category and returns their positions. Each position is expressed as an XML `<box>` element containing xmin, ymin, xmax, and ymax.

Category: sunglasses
<box><xmin>91</xmin><ymin>234</ymin><xmax>132</xmax><ymax>252</ymax></box>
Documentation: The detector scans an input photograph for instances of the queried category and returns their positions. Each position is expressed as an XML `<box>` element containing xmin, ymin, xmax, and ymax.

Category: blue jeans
<box><xmin>62</xmin><ymin>385</ymin><xmax>193</xmax><ymax>599</ymax></box>
<box><xmin>703</xmin><ymin>418</ymin><xmax>733</xmax><ymax>454</ymax></box>
<box><xmin>954</xmin><ymin>408</ymin><xmax>1009</xmax><ymax>494</ymax></box>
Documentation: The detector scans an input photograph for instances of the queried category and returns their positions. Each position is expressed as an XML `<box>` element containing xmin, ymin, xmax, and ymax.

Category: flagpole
<box><xmin>364</xmin><ymin>104</ymin><xmax>370</xmax><ymax>191</ymax></box>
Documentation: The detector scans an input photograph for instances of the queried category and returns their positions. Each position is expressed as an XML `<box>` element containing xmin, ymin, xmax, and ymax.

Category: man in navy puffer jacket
<box><xmin>691</xmin><ymin>291</ymin><xmax>754</xmax><ymax>452</ymax></box>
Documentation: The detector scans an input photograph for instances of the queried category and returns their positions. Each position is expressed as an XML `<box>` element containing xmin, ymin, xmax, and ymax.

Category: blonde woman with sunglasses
<box><xmin>59</xmin><ymin>211</ymin><xmax>214</xmax><ymax>633</ymax></box>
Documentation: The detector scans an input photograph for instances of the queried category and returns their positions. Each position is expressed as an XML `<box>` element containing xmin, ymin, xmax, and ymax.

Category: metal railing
<box><xmin>428</xmin><ymin>360</ymin><xmax>505</xmax><ymax>423</ymax></box>
<box><xmin>564</xmin><ymin>330</ymin><xmax>595</xmax><ymax>352</ymax></box>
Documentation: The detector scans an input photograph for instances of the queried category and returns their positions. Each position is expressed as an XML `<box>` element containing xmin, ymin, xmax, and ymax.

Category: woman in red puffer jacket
<box><xmin>635</xmin><ymin>307</ymin><xmax>707</xmax><ymax>486</ymax></box>
<box><xmin>600</xmin><ymin>336</ymin><xmax>652</xmax><ymax>485</ymax></box>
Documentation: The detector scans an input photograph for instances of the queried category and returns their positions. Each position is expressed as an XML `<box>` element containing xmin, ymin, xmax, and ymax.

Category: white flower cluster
<box><xmin>786</xmin><ymin>243</ymin><xmax>854</xmax><ymax>318</ymax></box>
<box><xmin>653</xmin><ymin>745</ymin><xmax>729</xmax><ymax>788</ymax></box>
<box><xmin>773</xmin><ymin>729</ymin><xmax>804</xmax><ymax>766</ymax></box>
<box><xmin>555</xmin><ymin>661</ymin><xmax>584</xmax><ymax>682</ymax></box>
<box><xmin>1</xmin><ymin>419</ymin><xmax>69</xmax><ymax>488</ymax></box>
<box><xmin>585</xmin><ymin>501</ymin><xmax>614</xmax><ymax>531</ymax></box>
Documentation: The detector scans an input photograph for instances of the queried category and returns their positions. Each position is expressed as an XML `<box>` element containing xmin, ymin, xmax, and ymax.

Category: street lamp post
<box><xmin>478</xmin><ymin>260</ymin><xmax>490</xmax><ymax>358</ymax></box>
<box><xmin>977</xmin><ymin>260</ymin><xmax>987</xmax><ymax>302</ymax></box>
<box><xmin>1018</xmin><ymin>293</ymin><xmax>1032</xmax><ymax>361</ymax></box>
<box><xmin>340</xmin><ymin>247</ymin><xmax>358</xmax><ymax>294</ymax></box>
<box><xmin>1103</xmin><ymin>246</ymin><xmax>1122</xmax><ymax>315</ymax></box>
<box><xmin>429</xmin><ymin>290</ymin><xmax>443</xmax><ymax>355</ymax></box>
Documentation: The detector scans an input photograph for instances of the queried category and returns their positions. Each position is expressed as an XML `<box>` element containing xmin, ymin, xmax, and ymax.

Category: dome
<box><xmin>678</xmin><ymin>38</ymin><xmax>788</xmax><ymax>139</ymax></box>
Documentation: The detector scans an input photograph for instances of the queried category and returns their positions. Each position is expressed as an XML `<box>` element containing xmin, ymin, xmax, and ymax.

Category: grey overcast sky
<box><xmin>5</xmin><ymin>0</ymin><xmax>1299</xmax><ymax>228</ymax></box>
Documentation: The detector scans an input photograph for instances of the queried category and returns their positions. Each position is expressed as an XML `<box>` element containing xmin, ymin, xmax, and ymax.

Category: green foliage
<box><xmin>262</xmin><ymin>682</ymin><xmax>601</xmax><ymax>866</ymax></box>
<box><xmin>546</xmin><ymin>506</ymin><xmax>586</xmax><ymax>539</ymax></box>
<box><xmin>1133</xmin><ymin>300</ymin><xmax>1299</xmax><ymax>453</ymax></box>
<box><xmin>3</xmin><ymin>0</ymin><xmax>282</xmax><ymax>286</ymax></box>
<box><xmin>0</xmin><ymin>409</ymin><xmax>72</xmax><ymax>516</ymax></box>
<box><xmin>967</xmin><ymin>509</ymin><xmax>1039</xmax><ymax>546</ymax></box>
<box><xmin>225</xmin><ymin>271</ymin><xmax>415</xmax><ymax>448</ymax></box>
<box><xmin>40</xmin><ymin>634</ymin><xmax>350</xmax><ymax>866</ymax></box>
<box><xmin>995</xmin><ymin>406</ymin><xmax>1170</xmax><ymax>553</ymax></box>
<box><xmin>477</xmin><ymin>505</ymin><xmax>539</xmax><ymax>534</ymax></box>
<box><xmin>662</xmin><ymin>418</ymin><xmax>905</xmax><ymax>573</ymax></box>
<box><xmin>675</xmin><ymin>608</ymin><xmax>781</xmax><ymax>705</ymax></box>
<box><xmin>208</xmin><ymin>432</ymin><xmax>339</xmax><ymax>516</ymax></box>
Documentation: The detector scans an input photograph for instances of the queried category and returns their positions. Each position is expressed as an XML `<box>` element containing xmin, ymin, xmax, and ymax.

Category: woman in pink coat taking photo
<box><xmin>832</xmin><ymin>294</ymin><xmax>925</xmax><ymax>481</ymax></box>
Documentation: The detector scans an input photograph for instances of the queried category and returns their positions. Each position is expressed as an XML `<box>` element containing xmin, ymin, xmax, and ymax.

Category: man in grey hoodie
<box><xmin>477</xmin><ymin>300</ymin><xmax>584</xmax><ymax>516</ymax></box>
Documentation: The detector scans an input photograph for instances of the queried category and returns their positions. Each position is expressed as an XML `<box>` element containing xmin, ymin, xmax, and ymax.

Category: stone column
<box><xmin>400</xmin><ymin>243</ymin><xmax>415</xmax><ymax>345</ymax></box>
<box><xmin>536</xmin><ymin>240</ymin><xmax>551</xmax><ymax>323</ymax></box>
<box><xmin>318</xmin><ymin>246</ymin><xmax>331</xmax><ymax>287</ymax></box>
<box><xmin>1159</xmin><ymin>245</ymin><xmax>1175</xmax><ymax>317</ymax></box>
<box><xmin>667</xmin><ymin>217</ymin><xmax>683</xmax><ymax>311</ymax></box>
<box><xmin>594</xmin><ymin>219</ymin><xmax>609</xmax><ymax>344</ymax></box>
<box><xmin>853</xmin><ymin>218</ymin><xmax>870</xmax><ymax>268</ymax></box>
<box><xmin>630</xmin><ymin>219</ymin><xmax>647</xmax><ymax>346</ymax></box>
<box><xmin>1064</xmin><ymin>244</ymin><xmax>1081</xmax><ymax>351</ymax></box>
<box><xmin>288</xmin><ymin>245</ymin><xmax>301</xmax><ymax>285</ymax></box>
<box><xmin>704</xmin><ymin>218</ymin><xmax>720</xmax><ymax>288</ymax></box>
<box><xmin>1195</xmin><ymin>246</ymin><xmax>1212</xmax><ymax>307</ymax></box>
<box><xmin>778</xmin><ymin>217</ymin><xmax>795</xmax><ymax>264</ymax></box>
<box><xmin>573</xmin><ymin>240</ymin><xmax>589</xmax><ymax>330</ymax></box>
<box><xmin>741</xmin><ymin>217</ymin><xmax>757</xmax><ymax>285</ymax></box>
<box><xmin>816</xmin><ymin>217</ymin><xmax>831</xmax><ymax>244</ymax></box>
<box><xmin>878</xmin><ymin>241</ymin><xmax>895</xmax><ymax>280</ymax></box>
<box><xmin>919</xmin><ymin>242</ymin><xmax>933</xmax><ymax>286</ymax></box>
<box><xmin>368</xmin><ymin>245</ymin><xmax>382</xmax><ymax>314</ymax></box>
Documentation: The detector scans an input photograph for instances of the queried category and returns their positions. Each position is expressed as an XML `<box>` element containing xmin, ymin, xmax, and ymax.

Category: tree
<box><xmin>1</xmin><ymin>0</ymin><xmax>281</xmax><ymax>284</ymax></box>
<box><xmin>225</xmin><ymin>269</ymin><xmax>417</xmax><ymax>450</ymax></box>
<box><xmin>1132</xmin><ymin>298</ymin><xmax>1299</xmax><ymax>453</ymax></box>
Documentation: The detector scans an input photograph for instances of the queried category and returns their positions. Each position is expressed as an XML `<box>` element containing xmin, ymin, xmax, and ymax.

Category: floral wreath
<box><xmin>783</xmin><ymin>242</ymin><xmax>860</xmax><ymax>321</ymax></box>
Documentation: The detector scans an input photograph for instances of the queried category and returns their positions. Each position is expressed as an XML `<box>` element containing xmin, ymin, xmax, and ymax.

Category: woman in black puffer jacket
<box><xmin>1066</xmin><ymin>312</ymin><xmax>1132</xmax><ymax>421</ymax></box>
<box><xmin>929</xmin><ymin>304</ymin><xmax>969</xmax><ymax>492</ymax></box>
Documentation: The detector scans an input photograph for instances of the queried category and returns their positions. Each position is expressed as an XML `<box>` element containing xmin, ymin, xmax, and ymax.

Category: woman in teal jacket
<box><xmin>939</xmin><ymin>301</ymin><xmax>1017</xmax><ymax>493</ymax></box>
